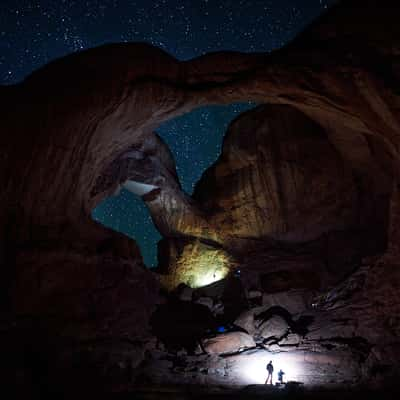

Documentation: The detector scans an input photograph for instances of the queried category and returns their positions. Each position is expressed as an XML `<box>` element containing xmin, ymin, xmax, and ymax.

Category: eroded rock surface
<box><xmin>202</xmin><ymin>332</ymin><xmax>256</xmax><ymax>355</ymax></box>
<box><xmin>158</xmin><ymin>103</ymin><xmax>391</xmax><ymax>291</ymax></box>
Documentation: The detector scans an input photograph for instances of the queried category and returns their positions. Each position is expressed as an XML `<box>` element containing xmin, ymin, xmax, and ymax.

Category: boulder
<box><xmin>177</xmin><ymin>284</ymin><xmax>194</xmax><ymax>302</ymax></box>
<box><xmin>258</xmin><ymin>315</ymin><xmax>289</xmax><ymax>340</ymax></box>
<box><xmin>234</xmin><ymin>311</ymin><xmax>256</xmax><ymax>335</ymax></box>
<box><xmin>195</xmin><ymin>297</ymin><xmax>214</xmax><ymax>310</ymax></box>
<box><xmin>279</xmin><ymin>333</ymin><xmax>301</xmax><ymax>346</ymax></box>
<box><xmin>212</xmin><ymin>302</ymin><xmax>225</xmax><ymax>316</ymax></box>
<box><xmin>247</xmin><ymin>290</ymin><xmax>262</xmax><ymax>299</ymax></box>
<box><xmin>150</xmin><ymin>300</ymin><xmax>215</xmax><ymax>352</ymax></box>
<box><xmin>262</xmin><ymin>289</ymin><xmax>313</xmax><ymax>315</ymax></box>
<box><xmin>202</xmin><ymin>332</ymin><xmax>256</xmax><ymax>355</ymax></box>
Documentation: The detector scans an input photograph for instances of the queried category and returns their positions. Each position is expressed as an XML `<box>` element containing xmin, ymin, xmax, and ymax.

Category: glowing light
<box><xmin>170</xmin><ymin>240</ymin><xmax>231</xmax><ymax>289</ymax></box>
<box><xmin>194</xmin><ymin>266</ymin><xmax>228</xmax><ymax>287</ymax></box>
<box><xmin>239</xmin><ymin>352</ymin><xmax>302</xmax><ymax>385</ymax></box>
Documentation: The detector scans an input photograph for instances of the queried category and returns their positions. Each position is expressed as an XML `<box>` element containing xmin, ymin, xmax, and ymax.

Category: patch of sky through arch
<box><xmin>92</xmin><ymin>102</ymin><xmax>256</xmax><ymax>267</ymax></box>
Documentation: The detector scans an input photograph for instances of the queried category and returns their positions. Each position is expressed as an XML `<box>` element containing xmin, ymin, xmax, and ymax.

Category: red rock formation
<box><xmin>0</xmin><ymin>0</ymin><xmax>399</xmax><ymax>393</ymax></box>
<box><xmin>202</xmin><ymin>332</ymin><xmax>256</xmax><ymax>355</ymax></box>
<box><xmin>157</xmin><ymin>103</ymin><xmax>391</xmax><ymax>292</ymax></box>
<box><xmin>193</xmin><ymin>104</ymin><xmax>386</xmax><ymax>243</ymax></box>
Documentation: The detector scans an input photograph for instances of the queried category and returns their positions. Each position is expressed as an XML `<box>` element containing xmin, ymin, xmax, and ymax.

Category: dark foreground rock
<box><xmin>125</xmin><ymin>385</ymin><xmax>400</xmax><ymax>400</ymax></box>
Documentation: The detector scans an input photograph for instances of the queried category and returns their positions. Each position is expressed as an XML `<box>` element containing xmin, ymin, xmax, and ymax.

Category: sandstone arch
<box><xmin>1</xmin><ymin>0</ymin><xmax>400</xmax><ymax>393</ymax></box>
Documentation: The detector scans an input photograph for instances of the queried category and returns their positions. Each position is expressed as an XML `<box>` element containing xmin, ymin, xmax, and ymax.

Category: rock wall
<box><xmin>194</xmin><ymin>105</ymin><xmax>360</xmax><ymax>243</ymax></box>
<box><xmin>157</xmin><ymin>104</ymin><xmax>391</xmax><ymax>290</ymax></box>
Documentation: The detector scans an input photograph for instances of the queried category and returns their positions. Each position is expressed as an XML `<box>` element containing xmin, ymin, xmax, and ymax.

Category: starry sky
<box><xmin>0</xmin><ymin>0</ymin><xmax>337</xmax><ymax>267</ymax></box>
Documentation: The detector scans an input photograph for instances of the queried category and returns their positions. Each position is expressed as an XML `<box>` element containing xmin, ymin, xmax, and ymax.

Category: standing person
<box><xmin>265</xmin><ymin>360</ymin><xmax>274</xmax><ymax>385</ymax></box>
<box><xmin>278</xmin><ymin>369</ymin><xmax>285</xmax><ymax>384</ymax></box>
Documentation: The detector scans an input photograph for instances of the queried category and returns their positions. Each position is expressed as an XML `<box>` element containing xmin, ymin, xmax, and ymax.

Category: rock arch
<box><xmin>1</xmin><ymin>0</ymin><xmax>400</xmax><ymax>393</ymax></box>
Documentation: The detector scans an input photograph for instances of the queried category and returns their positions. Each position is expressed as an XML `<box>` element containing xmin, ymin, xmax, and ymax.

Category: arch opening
<box><xmin>91</xmin><ymin>102</ymin><xmax>256</xmax><ymax>267</ymax></box>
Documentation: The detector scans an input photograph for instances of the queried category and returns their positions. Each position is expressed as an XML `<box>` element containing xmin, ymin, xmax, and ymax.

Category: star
<box><xmin>0</xmin><ymin>0</ymin><xmax>338</xmax><ymax>266</ymax></box>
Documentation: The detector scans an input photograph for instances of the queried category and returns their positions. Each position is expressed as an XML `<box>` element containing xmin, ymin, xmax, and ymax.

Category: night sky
<box><xmin>0</xmin><ymin>0</ymin><xmax>337</xmax><ymax>267</ymax></box>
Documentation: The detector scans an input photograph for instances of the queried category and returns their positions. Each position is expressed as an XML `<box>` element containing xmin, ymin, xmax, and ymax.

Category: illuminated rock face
<box><xmin>158</xmin><ymin>104</ymin><xmax>391</xmax><ymax>291</ymax></box>
<box><xmin>258</xmin><ymin>315</ymin><xmax>289</xmax><ymax>340</ymax></box>
<box><xmin>1</xmin><ymin>0</ymin><xmax>400</xmax><ymax>393</ymax></box>
<box><xmin>202</xmin><ymin>332</ymin><xmax>256</xmax><ymax>355</ymax></box>
<box><xmin>158</xmin><ymin>239</ymin><xmax>233</xmax><ymax>289</ymax></box>
<box><xmin>193</xmin><ymin>105</ymin><xmax>360</xmax><ymax>243</ymax></box>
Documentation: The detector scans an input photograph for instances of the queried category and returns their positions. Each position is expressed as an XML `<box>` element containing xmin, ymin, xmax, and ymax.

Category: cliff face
<box><xmin>1</xmin><ymin>0</ymin><xmax>400</xmax><ymax>394</ymax></box>
<box><xmin>193</xmin><ymin>104</ymin><xmax>383</xmax><ymax>244</ymax></box>
<box><xmin>157</xmin><ymin>103</ymin><xmax>391</xmax><ymax>291</ymax></box>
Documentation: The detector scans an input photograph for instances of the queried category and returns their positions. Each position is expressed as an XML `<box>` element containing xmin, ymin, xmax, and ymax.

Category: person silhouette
<box><xmin>265</xmin><ymin>361</ymin><xmax>273</xmax><ymax>384</ymax></box>
<box><xmin>278</xmin><ymin>369</ymin><xmax>285</xmax><ymax>384</ymax></box>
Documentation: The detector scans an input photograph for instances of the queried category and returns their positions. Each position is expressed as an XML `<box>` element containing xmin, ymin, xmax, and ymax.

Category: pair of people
<box><xmin>265</xmin><ymin>361</ymin><xmax>285</xmax><ymax>385</ymax></box>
